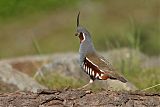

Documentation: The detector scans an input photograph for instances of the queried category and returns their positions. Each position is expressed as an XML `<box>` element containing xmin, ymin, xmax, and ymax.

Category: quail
<box><xmin>75</xmin><ymin>12</ymin><xmax>127</xmax><ymax>89</ymax></box>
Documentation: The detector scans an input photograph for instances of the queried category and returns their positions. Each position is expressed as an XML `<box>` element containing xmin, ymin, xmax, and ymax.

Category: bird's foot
<box><xmin>77</xmin><ymin>79</ymin><xmax>93</xmax><ymax>90</ymax></box>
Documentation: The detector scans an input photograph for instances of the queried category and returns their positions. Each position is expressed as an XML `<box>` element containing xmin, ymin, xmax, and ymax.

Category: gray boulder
<box><xmin>0</xmin><ymin>63</ymin><xmax>46</xmax><ymax>93</ymax></box>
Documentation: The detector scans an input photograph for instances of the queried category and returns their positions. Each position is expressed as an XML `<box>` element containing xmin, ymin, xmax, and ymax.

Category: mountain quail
<box><xmin>75</xmin><ymin>12</ymin><xmax>127</xmax><ymax>89</ymax></box>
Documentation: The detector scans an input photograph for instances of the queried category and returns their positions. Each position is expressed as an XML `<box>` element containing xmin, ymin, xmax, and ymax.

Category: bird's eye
<box><xmin>75</xmin><ymin>32</ymin><xmax>79</xmax><ymax>36</ymax></box>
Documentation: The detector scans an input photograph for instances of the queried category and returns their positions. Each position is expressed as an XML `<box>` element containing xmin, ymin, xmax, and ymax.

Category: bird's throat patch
<box><xmin>79</xmin><ymin>32</ymin><xmax>85</xmax><ymax>43</ymax></box>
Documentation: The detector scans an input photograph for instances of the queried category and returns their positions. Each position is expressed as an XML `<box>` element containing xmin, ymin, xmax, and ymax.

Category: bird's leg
<box><xmin>78</xmin><ymin>79</ymin><xmax>94</xmax><ymax>89</ymax></box>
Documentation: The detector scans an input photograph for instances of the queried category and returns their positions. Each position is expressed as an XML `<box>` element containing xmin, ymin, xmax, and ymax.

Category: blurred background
<box><xmin>0</xmin><ymin>0</ymin><xmax>159</xmax><ymax>58</ymax></box>
<box><xmin>0</xmin><ymin>0</ymin><xmax>159</xmax><ymax>92</ymax></box>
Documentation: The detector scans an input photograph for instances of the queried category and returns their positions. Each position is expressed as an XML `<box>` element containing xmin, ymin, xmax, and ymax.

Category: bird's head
<box><xmin>75</xmin><ymin>12</ymin><xmax>92</xmax><ymax>44</ymax></box>
<box><xmin>75</xmin><ymin>12</ymin><xmax>95</xmax><ymax>56</ymax></box>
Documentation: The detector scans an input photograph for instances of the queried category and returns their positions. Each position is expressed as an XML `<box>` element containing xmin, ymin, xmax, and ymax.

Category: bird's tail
<box><xmin>108</xmin><ymin>74</ymin><xmax>128</xmax><ymax>83</ymax></box>
<box><xmin>116</xmin><ymin>76</ymin><xmax>128</xmax><ymax>83</ymax></box>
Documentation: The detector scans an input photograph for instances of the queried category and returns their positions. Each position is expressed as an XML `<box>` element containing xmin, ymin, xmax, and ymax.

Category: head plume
<box><xmin>75</xmin><ymin>12</ymin><xmax>96</xmax><ymax>57</ymax></box>
<box><xmin>77</xmin><ymin>11</ymin><xmax>80</xmax><ymax>27</ymax></box>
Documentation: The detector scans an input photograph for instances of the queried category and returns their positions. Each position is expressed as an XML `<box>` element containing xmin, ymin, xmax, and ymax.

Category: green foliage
<box><xmin>36</xmin><ymin>73</ymin><xmax>85</xmax><ymax>89</ymax></box>
<box><xmin>127</xmin><ymin>68</ymin><xmax>160</xmax><ymax>92</ymax></box>
<box><xmin>0</xmin><ymin>0</ymin><xmax>159</xmax><ymax>57</ymax></box>
<box><xmin>32</xmin><ymin>36</ymin><xmax>42</xmax><ymax>55</ymax></box>
<box><xmin>36</xmin><ymin>68</ymin><xmax>160</xmax><ymax>92</ymax></box>
<box><xmin>0</xmin><ymin>0</ymin><xmax>78</xmax><ymax>21</ymax></box>
<box><xmin>117</xmin><ymin>53</ymin><xmax>160</xmax><ymax>92</ymax></box>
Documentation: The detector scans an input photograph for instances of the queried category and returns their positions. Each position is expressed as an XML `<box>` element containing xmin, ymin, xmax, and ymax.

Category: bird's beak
<box><xmin>75</xmin><ymin>32</ymin><xmax>79</xmax><ymax>36</ymax></box>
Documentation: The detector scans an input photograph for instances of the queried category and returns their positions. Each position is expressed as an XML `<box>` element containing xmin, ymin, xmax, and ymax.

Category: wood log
<box><xmin>0</xmin><ymin>89</ymin><xmax>159</xmax><ymax>107</ymax></box>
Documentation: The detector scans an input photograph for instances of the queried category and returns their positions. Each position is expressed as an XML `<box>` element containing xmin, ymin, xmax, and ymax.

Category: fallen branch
<box><xmin>0</xmin><ymin>89</ymin><xmax>159</xmax><ymax>107</ymax></box>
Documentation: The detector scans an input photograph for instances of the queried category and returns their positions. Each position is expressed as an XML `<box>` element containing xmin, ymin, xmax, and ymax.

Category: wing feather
<box><xmin>86</xmin><ymin>53</ymin><xmax>127</xmax><ymax>83</ymax></box>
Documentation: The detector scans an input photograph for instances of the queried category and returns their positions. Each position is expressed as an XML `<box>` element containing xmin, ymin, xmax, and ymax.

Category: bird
<box><xmin>75</xmin><ymin>12</ymin><xmax>128</xmax><ymax>89</ymax></box>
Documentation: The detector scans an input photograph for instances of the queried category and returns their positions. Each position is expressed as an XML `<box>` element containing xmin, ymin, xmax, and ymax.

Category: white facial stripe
<box><xmin>81</xmin><ymin>33</ymin><xmax>86</xmax><ymax>43</ymax></box>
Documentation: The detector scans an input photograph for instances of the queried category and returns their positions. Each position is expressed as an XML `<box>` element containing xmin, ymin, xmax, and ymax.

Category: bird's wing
<box><xmin>86</xmin><ymin>53</ymin><xmax>114</xmax><ymax>72</ymax></box>
<box><xmin>86</xmin><ymin>53</ymin><xmax>127</xmax><ymax>83</ymax></box>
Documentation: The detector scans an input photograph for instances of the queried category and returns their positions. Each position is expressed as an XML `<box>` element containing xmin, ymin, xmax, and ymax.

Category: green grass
<box><xmin>0</xmin><ymin>0</ymin><xmax>78</xmax><ymax>21</ymax></box>
<box><xmin>36</xmin><ymin>67</ymin><xmax>160</xmax><ymax>92</ymax></box>
<box><xmin>36</xmin><ymin>73</ymin><xmax>85</xmax><ymax>89</ymax></box>
<box><xmin>126</xmin><ymin>68</ymin><xmax>160</xmax><ymax>92</ymax></box>
<box><xmin>37</xmin><ymin>69</ymin><xmax>160</xmax><ymax>92</ymax></box>
<box><xmin>116</xmin><ymin>53</ymin><xmax>160</xmax><ymax>92</ymax></box>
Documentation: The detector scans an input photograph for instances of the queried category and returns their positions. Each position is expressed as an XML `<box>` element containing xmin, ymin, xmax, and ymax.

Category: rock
<box><xmin>1</xmin><ymin>55</ymin><xmax>50</xmax><ymax>76</ymax></box>
<box><xmin>0</xmin><ymin>63</ymin><xmax>47</xmax><ymax>93</ymax></box>
<box><xmin>0</xmin><ymin>79</ymin><xmax>18</xmax><ymax>93</ymax></box>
